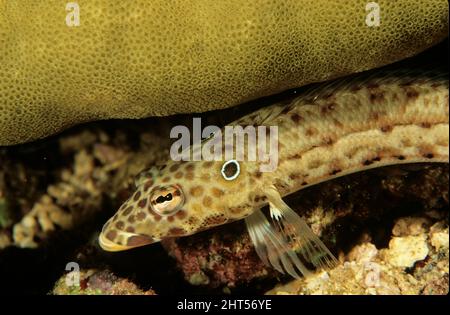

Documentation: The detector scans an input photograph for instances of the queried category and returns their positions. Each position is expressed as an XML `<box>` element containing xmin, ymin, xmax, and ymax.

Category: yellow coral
<box><xmin>0</xmin><ymin>0</ymin><xmax>448</xmax><ymax>145</ymax></box>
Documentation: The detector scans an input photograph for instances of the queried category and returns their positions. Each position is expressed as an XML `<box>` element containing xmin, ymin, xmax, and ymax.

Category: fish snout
<box><xmin>98</xmin><ymin>219</ymin><xmax>156</xmax><ymax>251</ymax></box>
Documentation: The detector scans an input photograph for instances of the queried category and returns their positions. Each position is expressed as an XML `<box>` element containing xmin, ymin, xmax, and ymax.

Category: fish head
<box><xmin>99</xmin><ymin>158</ymin><xmax>261</xmax><ymax>251</ymax></box>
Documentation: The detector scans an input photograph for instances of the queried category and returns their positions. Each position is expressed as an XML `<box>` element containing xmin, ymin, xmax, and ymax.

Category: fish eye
<box><xmin>150</xmin><ymin>185</ymin><xmax>184</xmax><ymax>216</ymax></box>
<box><xmin>221</xmin><ymin>159</ymin><xmax>240</xmax><ymax>181</ymax></box>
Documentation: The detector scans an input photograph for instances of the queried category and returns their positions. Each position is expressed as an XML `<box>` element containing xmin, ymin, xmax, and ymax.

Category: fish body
<box><xmin>99</xmin><ymin>69</ymin><xmax>449</xmax><ymax>278</ymax></box>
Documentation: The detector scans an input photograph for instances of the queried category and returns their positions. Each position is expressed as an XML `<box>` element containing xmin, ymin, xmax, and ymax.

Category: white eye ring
<box><xmin>221</xmin><ymin>159</ymin><xmax>240</xmax><ymax>181</ymax></box>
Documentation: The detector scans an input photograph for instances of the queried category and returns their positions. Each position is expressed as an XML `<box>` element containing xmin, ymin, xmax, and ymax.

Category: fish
<box><xmin>99</xmin><ymin>69</ymin><xmax>449</xmax><ymax>279</ymax></box>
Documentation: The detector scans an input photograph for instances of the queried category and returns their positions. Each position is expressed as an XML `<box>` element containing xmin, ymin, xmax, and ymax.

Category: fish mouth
<box><xmin>98</xmin><ymin>230</ymin><xmax>156</xmax><ymax>252</ymax></box>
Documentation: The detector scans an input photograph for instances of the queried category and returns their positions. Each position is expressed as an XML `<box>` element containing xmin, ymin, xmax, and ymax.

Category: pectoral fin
<box><xmin>245</xmin><ymin>186</ymin><xmax>338</xmax><ymax>278</ymax></box>
<box><xmin>245</xmin><ymin>208</ymin><xmax>312</xmax><ymax>278</ymax></box>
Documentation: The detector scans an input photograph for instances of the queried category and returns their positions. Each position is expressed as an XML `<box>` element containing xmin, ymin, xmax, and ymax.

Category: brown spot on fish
<box><xmin>211</xmin><ymin>187</ymin><xmax>224</xmax><ymax>198</ymax></box>
<box><xmin>305</xmin><ymin>127</ymin><xmax>317</xmax><ymax>136</ymax></box>
<box><xmin>406</xmin><ymin>89</ymin><xmax>419</xmax><ymax>100</ymax></box>
<box><xmin>363</xmin><ymin>159</ymin><xmax>373</xmax><ymax>166</ymax></box>
<box><xmin>185</xmin><ymin>172</ymin><xmax>194</xmax><ymax>180</ymax></box>
<box><xmin>291</xmin><ymin>113</ymin><xmax>302</xmax><ymax>123</ymax></box>
<box><xmin>203</xmin><ymin>161</ymin><xmax>214</xmax><ymax>168</ymax></box>
<box><xmin>168</xmin><ymin>227</ymin><xmax>187</xmax><ymax>236</ymax></box>
<box><xmin>370</xmin><ymin>91</ymin><xmax>385</xmax><ymax>103</ymax></box>
<box><xmin>125</xmin><ymin>226</ymin><xmax>135</xmax><ymax>233</ymax></box>
<box><xmin>229</xmin><ymin>207</ymin><xmax>244</xmax><ymax>214</ymax></box>
<box><xmin>190</xmin><ymin>186</ymin><xmax>204</xmax><ymax>197</ymax></box>
<box><xmin>288</xmin><ymin>153</ymin><xmax>301</xmax><ymax>160</ymax></box>
<box><xmin>133</xmin><ymin>191</ymin><xmax>141</xmax><ymax>201</ymax></box>
<box><xmin>169</xmin><ymin>164</ymin><xmax>180</xmax><ymax>172</ymax></box>
<box><xmin>418</xmin><ymin>145</ymin><xmax>436</xmax><ymax>159</ymax></box>
<box><xmin>420</xmin><ymin>122</ymin><xmax>431</xmax><ymax>128</ymax></box>
<box><xmin>136</xmin><ymin>211</ymin><xmax>146</xmax><ymax>221</ymax></box>
<box><xmin>185</xmin><ymin>164</ymin><xmax>195</xmax><ymax>172</ymax></box>
<box><xmin>203</xmin><ymin>196</ymin><xmax>213</xmax><ymax>207</ymax></box>
<box><xmin>128</xmin><ymin>215</ymin><xmax>136</xmax><ymax>224</ymax></box>
<box><xmin>123</xmin><ymin>206</ymin><xmax>133</xmax><ymax>216</ymax></box>
<box><xmin>105</xmin><ymin>230</ymin><xmax>117</xmax><ymax>242</ymax></box>
<box><xmin>175</xmin><ymin>210</ymin><xmax>187</xmax><ymax>219</ymax></box>
<box><xmin>174</xmin><ymin>172</ymin><xmax>183</xmax><ymax>179</ymax></box>
<box><xmin>162</xmin><ymin>176</ymin><xmax>171</xmax><ymax>183</ymax></box>
<box><xmin>143</xmin><ymin>180</ymin><xmax>153</xmax><ymax>191</ymax></box>
<box><xmin>324</xmin><ymin>137</ymin><xmax>335</xmax><ymax>146</ymax></box>
<box><xmin>380</xmin><ymin>125</ymin><xmax>393</xmax><ymax>133</ymax></box>
<box><xmin>115</xmin><ymin>221</ymin><xmax>125</xmax><ymax>230</ymax></box>
<box><xmin>127</xmin><ymin>235</ymin><xmax>154</xmax><ymax>247</ymax></box>
<box><xmin>138</xmin><ymin>199</ymin><xmax>147</xmax><ymax>208</ymax></box>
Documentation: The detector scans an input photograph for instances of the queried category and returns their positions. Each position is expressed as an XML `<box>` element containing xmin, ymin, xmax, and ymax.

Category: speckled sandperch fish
<box><xmin>99</xmin><ymin>69</ymin><xmax>449</xmax><ymax>278</ymax></box>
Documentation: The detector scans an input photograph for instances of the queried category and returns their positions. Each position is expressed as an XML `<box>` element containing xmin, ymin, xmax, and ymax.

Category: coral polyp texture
<box><xmin>0</xmin><ymin>0</ymin><xmax>448</xmax><ymax>145</ymax></box>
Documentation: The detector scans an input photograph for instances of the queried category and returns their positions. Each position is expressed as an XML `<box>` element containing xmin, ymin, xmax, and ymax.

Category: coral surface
<box><xmin>0</xmin><ymin>0</ymin><xmax>448</xmax><ymax>144</ymax></box>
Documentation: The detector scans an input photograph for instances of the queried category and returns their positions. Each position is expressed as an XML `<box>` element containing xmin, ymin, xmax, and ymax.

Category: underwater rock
<box><xmin>380</xmin><ymin>235</ymin><xmax>429</xmax><ymax>268</ymax></box>
<box><xmin>161</xmin><ymin>222</ymin><xmax>277</xmax><ymax>288</ymax></box>
<box><xmin>346</xmin><ymin>243</ymin><xmax>378</xmax><ymax>264</ymax></box>
<box><xmin>392</xmin><ymin>217</ymin><xmax>432</xmax><ymax>237</ymax></box>
<box><xmin>429</xmin><ymin>222</ymin><xmax>449</xmax><ymax>251</ymax></box>
<box><xmin>53</xmin><ymin>269</ymin><xmax>157</xmax><ymax>295</ymax></box>
<box><xmin>0</xmin><ymin>0</ymin><xmax>448</xmax><ymax>145</ymax></box>
<box><xmin>267</xmin><ymin>216</ymin><xmax>449</xmax><ymax>295</ymax></box>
